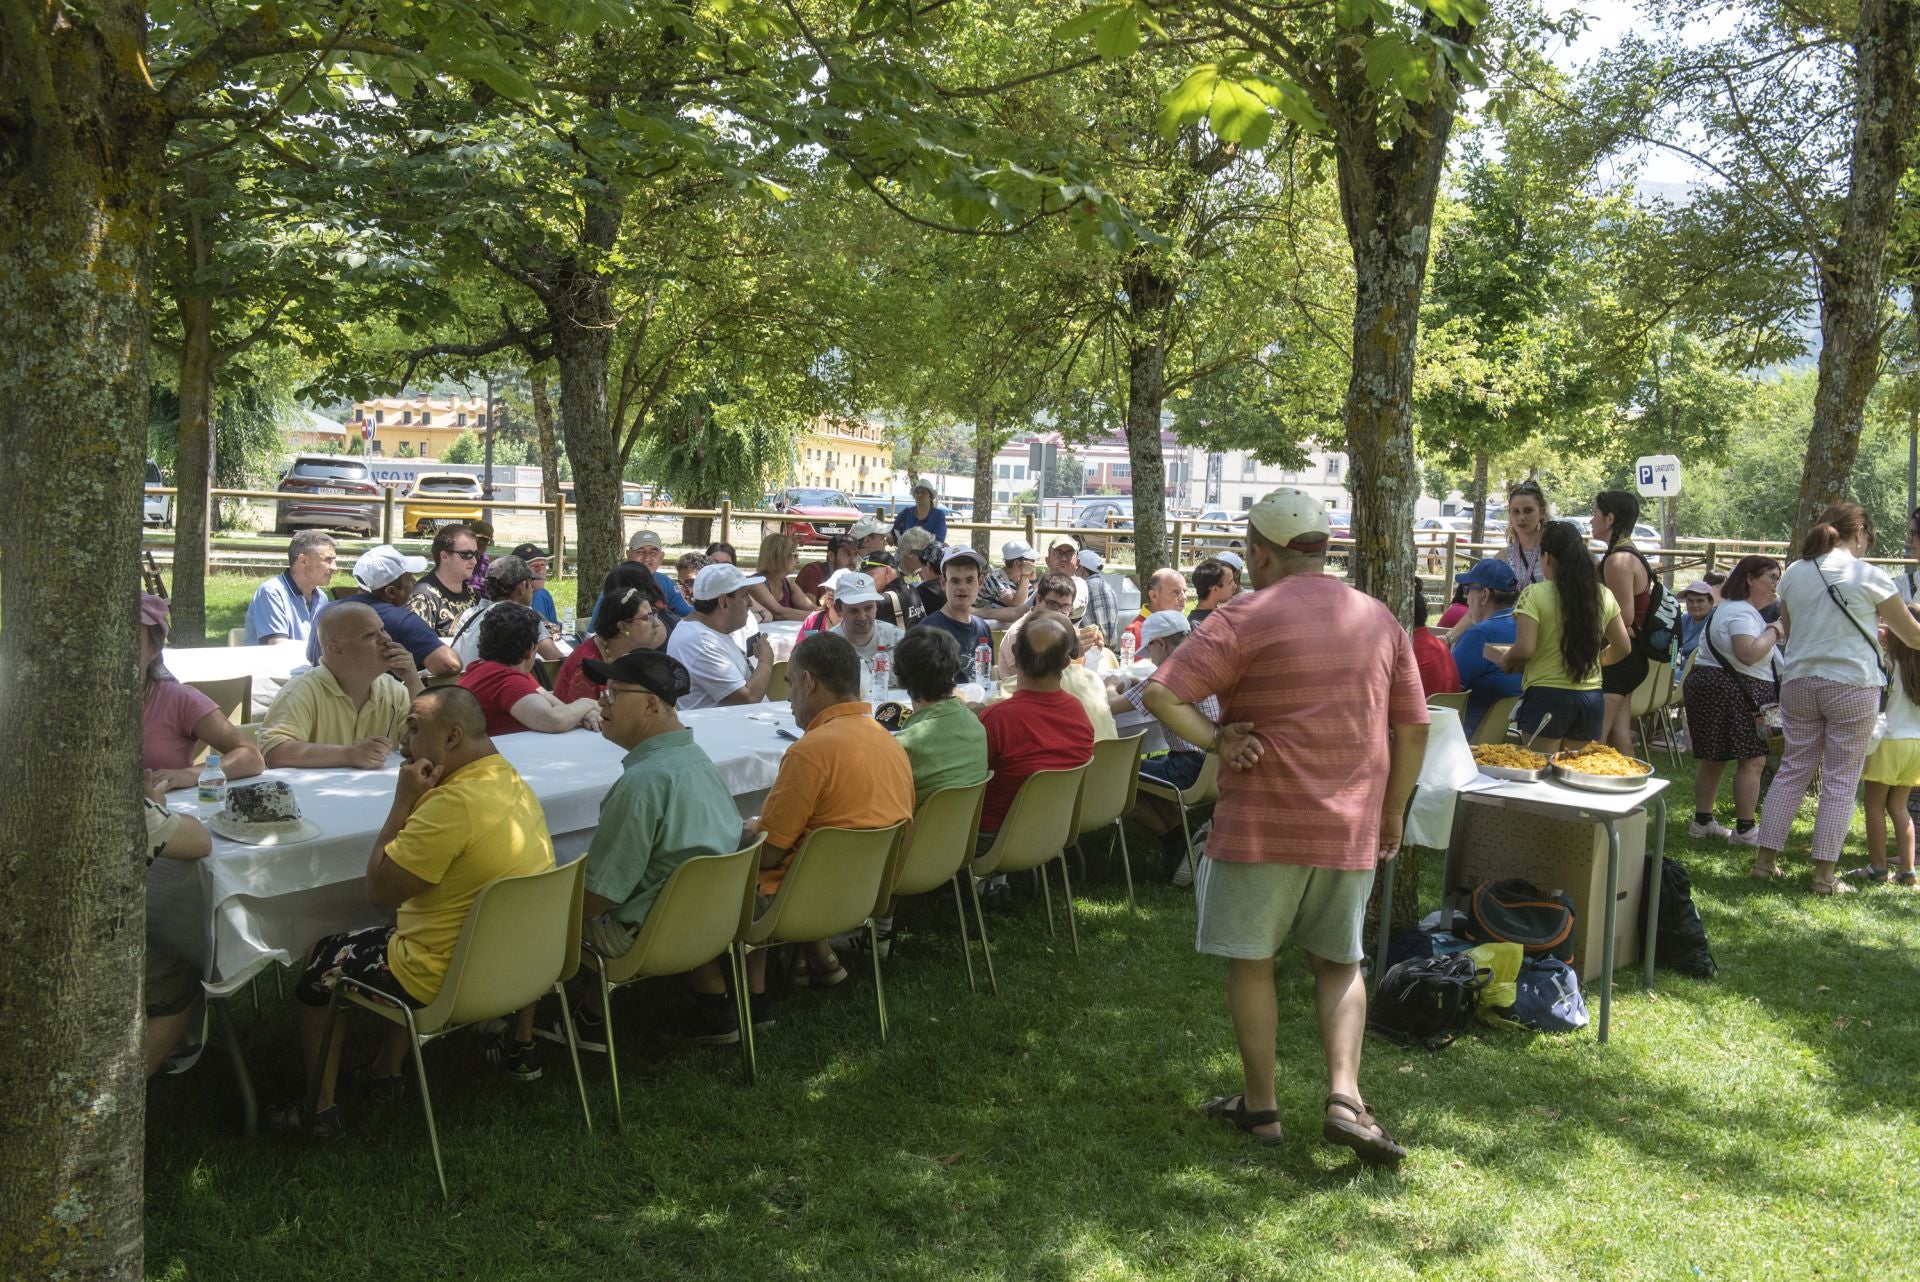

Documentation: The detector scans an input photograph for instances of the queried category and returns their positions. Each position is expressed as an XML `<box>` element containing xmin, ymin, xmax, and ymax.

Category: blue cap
<box><xmin>1455</xmin><ymin>557</ymin><xmax>1518</xmax><ymax>592</ymax></box>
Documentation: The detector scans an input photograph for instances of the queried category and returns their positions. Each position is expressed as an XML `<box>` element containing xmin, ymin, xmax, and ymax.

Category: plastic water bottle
<box><xmin>1119</xmin><ymin>630</ymin><xmax>1137</xmax><ymax>669</ymax></box>
<box><xmin>871</xmin><ymin>644</ymin><xmax>891</xmax><ymax>696</ymax></box>
<box><xmin>197</xmin><ymin>752</ymin><xmax>227</xmax><ymax>808</ymax></box>
<box><xmin>561</xmin><ymin>604</ymin><xmax>577</xmax><ymax>636</ymax></box>
<box><xmin>974</xmin><ymin>638</ymin><xmax>993</xmax><ymax>687</ymax></box>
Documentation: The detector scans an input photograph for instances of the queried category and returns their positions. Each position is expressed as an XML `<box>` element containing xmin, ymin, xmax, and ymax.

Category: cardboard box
<box><xmin>1445</xmin><ymin>801</ymin><xmax>1646</xmax><ymax>978</ymax></box>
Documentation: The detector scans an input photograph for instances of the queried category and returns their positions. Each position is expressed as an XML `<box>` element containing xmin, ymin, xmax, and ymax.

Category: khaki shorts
<box><xmin>1194</xmin><ymin>859</ymin><xmax>1376</xmax><ymax>964</ymax></box>
<box><xmin>583</xmin><ymin>912</ymin><xmax>639</xmax><ymax>961</ymax></box>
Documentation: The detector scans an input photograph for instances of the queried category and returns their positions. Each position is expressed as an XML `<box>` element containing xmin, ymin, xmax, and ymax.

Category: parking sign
<box><xmin>1635</xmin><ymin>455</ymin><xmax>1682</xmax><ymax>498</ymax></box>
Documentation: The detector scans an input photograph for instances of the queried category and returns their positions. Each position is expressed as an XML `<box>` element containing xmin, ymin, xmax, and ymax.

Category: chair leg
<box><xmin>1056</xmin><ymin>855</ymin><xmax>1080</xmax><ymax>957</ymax></box>
<box><xmin>553</xmin><ymin>982</ymin><xmax>593</xmax><ymax>1134</ymax></box>
<box><xmin>209</xmin><ymin>995</ymin><xmax>258</xmax><ymax>1138</ymax></box>
<box><xmin>730</xmin><ymin>942</ymin><xmax>757</xmax><ymax>1086</ymax></box>
<box><xmin>1038</xmin><ymin>862</ymin><xmax>1056</xmax><ymax>937</ymax></box>
<box><xmin>1180</xmin><ymin>802</ymin><xmax>1198</xmax><ymax>883</ymax></box>
<box><xmin>951</xmin><ymin>875</ymin><xmax>977</xmax><ymax>994</ymax></box>
<box><xmin>306</xmin><ymin>984</ymin><xmax>348</xmax><ymax>1127</ymax></box>
<box><xmin>399</xmin><ymin>1009</ymin><xmax>447</xmax><ymax>1202</ymax></box>
<box><xmin>600</xmin><ymin>967</ymin><xmax>623</xmax><ymax>1132</ymax></box>
<box><xmin>867</xmin><ymin>920</ymin><xmax>888</xmax><ymax>1045</ymax></box>
<box><xmin>967</xmin><ymin>872</ymin><xmax>1000</xmax><ymax>997</ymax></box>
<box><xmin>1113</xmin><ymin>820</ymin><xmax>1136</xmax><ymax>911</ymax></box>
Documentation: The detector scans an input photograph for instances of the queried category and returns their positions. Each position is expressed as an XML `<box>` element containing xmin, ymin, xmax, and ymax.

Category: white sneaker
<box><xmin>1727</xmin><ymin>826</ymin><xmax>1760</xmax><ymax>847</ymax></box>
<box><xmin>1688</xmin><ymin>819</ymin><xmax>1732</xmax><ymax>840</ymax></box>
<box><xmin>1171</xmin><ymin>854</ymin><xmax>1195</xmax><ymax>887</ymax></box>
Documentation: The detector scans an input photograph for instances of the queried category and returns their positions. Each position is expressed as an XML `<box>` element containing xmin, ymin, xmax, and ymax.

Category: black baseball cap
<box><xmin>510</xmin><ymin>542</ymin><xmax>551</xmax><ymax>562</ymax></box>
<box><xmin>581</xmin><ymin>650</ymin><xmax>692</xmax><ymax>704</ymax></box>
<box><xmin>862</xmin><ymin>550</ymin><xmax>899</xmax><ymax>571</ymax></box>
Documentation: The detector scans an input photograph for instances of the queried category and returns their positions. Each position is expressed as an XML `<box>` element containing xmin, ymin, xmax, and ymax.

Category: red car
<box><xmin>772</xmin><ymin>486</ymin><xmax>862</xmax><ymax>546</ymax></box>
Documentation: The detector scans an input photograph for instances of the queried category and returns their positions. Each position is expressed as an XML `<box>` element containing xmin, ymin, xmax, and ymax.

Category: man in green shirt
<box><xmin>563</xmin><ymin>649</ymin><xmax>744</xmax><ymax>1050</ymax></box>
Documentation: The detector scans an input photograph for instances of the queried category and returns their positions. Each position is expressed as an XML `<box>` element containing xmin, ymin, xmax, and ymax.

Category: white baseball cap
<box><xmin>1002</xmin><ymin>539</ymin><xmax>1036</xmax><ymax>564</ymax></box>
<box><xmin>627</xmin><ymin>529</ymin><xmax>664</xmax><ymax>552</ymax></box>
<box><xmin>1248</xmin><ymin>488</ymin><xmax>1330</xmax><ymax>550</ymax></box>
<box><xmin>821</xmin><ymin>568</ymin><xmax>855</xmax><ymax>596</ymax></box>
<box><xmin>833</xmin><ymin>571</ymin><xmax>884</xmax><ymax>607</ymax></box>
<box><xmin>848</xmin><ymin>516</ymin><xmax>886</xmax><ymax>541</ymax></box>
<box><xmin>1140</xmin><ymin>610</ymin><xmax>1192</xmax><ymax>646</ymax></box>
<box><xmin>1047</xmin><ymin>533</ymin><xmax>1080</xmax><ymax>553</ymax></box>
<box><xmin>353</xmin><ymin>544</ymin><xmax>430</xmax><ymax>590</ymax></box>
<box><xmin>941</xmin><ymin>546</ymin><xmax>989</xmax><ymax>572</ymax></box>
<box><xmin>1214</xmin><ymin>550</ymin><xmax>1246</xmax><ymax>572</ymax></box>
<box><xmin>1076</xmin><ymin>548</ymin><xmax>1105</xmax><ymax>572</ymax></box>
<box><xmin>691</xmin><ymin>563</ymin><xmax>765</xmax><ymax>600</ymax></box>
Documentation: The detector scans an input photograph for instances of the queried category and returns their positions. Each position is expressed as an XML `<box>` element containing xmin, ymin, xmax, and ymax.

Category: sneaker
<box><xmin>533</xmin><ymin>1006</ymin><xmax>607</xmax><ymax>1054</ymax></box>
<box><xmin>1727</xmin><ymin>826</ymin><xmax>1760</xmax><ymax>847</ymax></box>
<box><xmin>1170</xmin><ymin>854</ymin><xmax>1195</xmax><ymax>888</ymax></box>
<box><xmin>686</xmin><ymin>995</ymin><xmax>740</xmax><ymax>1046</ymax></box>
<box><xmin>749</xmin><ymin>991</ymin><xmax>777</xmax><ymax>1032</ymax></box>
<box><xmin>483</xmin><ymin>1032</ymin><xmax>543</xmax><ymax>1083</ymax></box>
<box><xmin>1688</xmin><ymin>819</ymin><xmax>1732</xmax><ymax>840</ymax></box>
<box><xmin>265</xmin><ymin>1100</ymin><xmax>348</xmax><ymax>1141</ymax></box>
<box><xmin>346</xmin><ymin>1062</ymin><xmax>406</xmax><ymax>1108</ymax></box>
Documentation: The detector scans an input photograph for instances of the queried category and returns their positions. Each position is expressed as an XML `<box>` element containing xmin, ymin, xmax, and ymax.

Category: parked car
<box><xmin>1070</xmin><ymin>495</ymin><xmax>1134</xmax><ymax>554</ymax></box>
<box><xmin>143</xmin><ymin>459</ymin><xmax>172</xmax><ymax>528</ymax></box>
<box><xmin>1567</xmin><ymin>515</ymin><xmax>1662</xmax><ymax>547</ymax></box>
<box><xmin>274</xmin><ymin>454</ymin><xmax>380</xmax><ymax>537</ymax></box>
<box><xmin>771</xmin><ymin>486</ymin><xmax>862</xmax><ymax>546</ymax></box>
<box><xmin>401</xmin><ymin>473</ymin><xmax>485</xmax><ymax>536</ymax></box>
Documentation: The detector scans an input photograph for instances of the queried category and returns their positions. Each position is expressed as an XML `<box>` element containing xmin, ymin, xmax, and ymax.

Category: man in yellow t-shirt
<box><xmin>276</xmin><ymin>685</ymin><xmax>553</xmax><ymax>1140</ymax></box>
<box><xmin>259</xmin><ymin>603</ymin><xmax>423</xmax><ymax>769</ymax></box>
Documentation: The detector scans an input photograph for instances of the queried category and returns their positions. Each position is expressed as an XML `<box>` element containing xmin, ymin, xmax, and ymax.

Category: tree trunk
<box><xmin>545</xmin><ymin>192</ymin><xmax>624</xmax><ymax>616</ymax></box>
<box><xmin>0</xmin><ymin>10</ymin><xmax>166</xmax><ymax>1277</ymax></box>
<box><xmin>531</xmin><ymin>367</ymin><xmax>563</xmax><ymax>562</ymax></box>
<box><xmin>1470</xmin><ymin>447</ymin><xmax>1489</xmax><ymax>547</ymax></box>
<box><xmin>171</xmin><ymin>192</ymin><xmax>215</xmax><ymax>645</ymax></box>
<box><xmin>1792</xmin><ymin>0</ymin><xmax>1920</xmax><ymax>548</ymax></box>
<box><xmin>972</xmin><ymin>416</ymin><xmax>998</xmax><ymax>557</ymax></box>
<box><xmin>1123</xmin><ymin>259</ymin><xmax>1174</xmax><ymax>578</ymax></box>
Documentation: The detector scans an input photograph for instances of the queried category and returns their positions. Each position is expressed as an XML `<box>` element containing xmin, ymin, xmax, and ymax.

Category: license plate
<box><xmin>815</xmin><ymin>525</ymin><xmax>845</xmax><ymax>535</ymax></box>
<box><xmin>316</xmin><ymin>487</ymin><xmax>345</xmax><ymax>495</ymax></box>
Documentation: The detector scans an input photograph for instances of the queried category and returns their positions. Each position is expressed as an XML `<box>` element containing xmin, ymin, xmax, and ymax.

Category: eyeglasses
<box><xmin>597</xmin><ymin>685</ymin><xmax>651</xmax><ymax>704</ymax></box>
<box><xmin>449</xmin><ymin>549</ymin><xmax>478</xmax><ymax>560</ymax></box>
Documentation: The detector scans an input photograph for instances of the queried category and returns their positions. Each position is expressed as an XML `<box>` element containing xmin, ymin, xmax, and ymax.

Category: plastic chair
<box><xmin>185</xmin><ymin>675</ymin><xmax>251</xmax><ymax>725</ymax></box>
<box><xmin>313</xmin><ymin>859</ymin><xmax>592</xmax><ymax>1199</ymax></box>
<box><xmin>226</xmin><ymin>627</ymin><xmax>247</xmax><ymax>647</ymax></box>
<box><xmin>1629</xmin><ymin>661</ymin><xmax>1675</xmax><ymax>765</ymax></box>
<box><xmin>537</xmin><ymin>656</ymin><xmax>562</xmax><ymax>687</ymax></box>
<box><xmin>970</xmin><ymin>763</ymin><xmax>1093</xmax><ymax>992</ymax></box>
<box><xmin>879</xmin><ymin>779</ymin><xmax>990</xmax><ymax>993</ymax></box>
<box><xmin>1135</xmin><ymin>753</ymin><xmax>1220</xmax><ymax>883</ymax></box>
<box><xmin>423</xmin><ymin>672</ymin><xmax>463</xmax><ymax>690</ymax></box>
<box><xmin>580</xmin><ymin>837</ymin><xmax>764</xmax><ymax>1125</ymax></box>
<box><xmin>1469</xmin><ymin>695</ymin><xmax>1520</xmax><ymax>745</ymax></box>
<box><xmin>767</xmin><ymin>659</ymin><xmax>791</xmax><ymax>702</ymax></box>
<box><xmin>736</xmin><ymin>822</ymin><xmax>908</xmax><ymax>1082</ymax></box>
<box><xmin>1426</xmin><ymin>692</ymin><xmax>1469</xmax><ymax>716</ymax></box>
<box><xmin>1073</xmin><ymin>733</ymin><xmax>1148</xmax><ymax>910</ymax></box>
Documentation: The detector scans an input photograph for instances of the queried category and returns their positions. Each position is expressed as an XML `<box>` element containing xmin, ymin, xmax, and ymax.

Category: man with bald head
<box><xmin>1124</xmin><ymin>567</ymin><xmax>1190</xmax><ymax>652</ymax></box>
<box><xmin>277</xmin><ymin>686</ymin><xmax>555</xmax><ymax>1137</ymax></box>
<box><xmin>977</xmin><ymin>613</ymin><xmax>1096</xmax><ymax>842</ymax></box>
<box><xmin>259</xmin><ymin>602</ymin><xmax>424</xmax><ymax>769</ymax></box>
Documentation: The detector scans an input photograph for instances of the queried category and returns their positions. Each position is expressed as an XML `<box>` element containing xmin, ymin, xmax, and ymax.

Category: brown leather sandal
<box><xmin>1203</xmin><ymin>1094</ymin><xmax>1285</xmax><ymax>1146</ymax></box>
<box><xmin>1323</xmin><ymin>1093</ymin><xmax>1406</xmax><ymax>1167</ymax></box>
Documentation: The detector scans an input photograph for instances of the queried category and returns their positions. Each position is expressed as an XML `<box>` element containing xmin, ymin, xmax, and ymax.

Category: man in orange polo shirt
<box><xmin>748</xmin><ymin>631</ymin><xmax>913</xmax><ymax>997</ymax></box>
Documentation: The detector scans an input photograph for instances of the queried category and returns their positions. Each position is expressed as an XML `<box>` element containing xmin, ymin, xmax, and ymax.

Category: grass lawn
<box><xmin>143</xmin><ymin>753</ymin><xmax>1920</xmax><ymax>1282</ymax></box>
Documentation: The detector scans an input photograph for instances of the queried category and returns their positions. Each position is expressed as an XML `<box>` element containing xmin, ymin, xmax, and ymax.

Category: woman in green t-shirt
<box><xmin>1491</xmin><ymin>520</ymin><xmax>1632</xmax><ymax>755</ymax></box>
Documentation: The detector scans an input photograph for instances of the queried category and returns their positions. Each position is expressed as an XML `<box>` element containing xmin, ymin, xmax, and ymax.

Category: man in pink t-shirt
<box><xmin>1145</xmin><ymin>488</ymin><xmax>1430</xmax><ymax>1166</ymax></box>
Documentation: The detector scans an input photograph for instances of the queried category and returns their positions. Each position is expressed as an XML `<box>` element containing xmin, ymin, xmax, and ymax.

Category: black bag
<box><xmin>1460</xmin><ymin>878</ymin><xmax>1577</xmax><ymax>962</ymax></box>
<box><xmin>1369</xmin><ymin>954</ymin><xmax>1488</xmax><ymax>1049</ymax></box>
<box><xmin>1638</xmin><ymin>856</ymin><xmax>1717</xmax><ymax>978</ymax></box>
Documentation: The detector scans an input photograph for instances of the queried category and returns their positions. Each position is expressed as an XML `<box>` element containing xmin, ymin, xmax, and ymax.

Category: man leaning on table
<box><xmin>1143</xmin><ymin>487</ymin><xmax>1427</xmax><ymax>1167</ymax></box>
<box><xmin>665</xmin><ymin>563</ymin><xmax>778</xmax><ymax>709</ymax></box>
<box><xmin>261</xmin><ymin>603</ymin><xmax>423</xmax><ymax>768</ymax></box>
<box><xmin>274</xmin><ymin>685</ymin><xmax>555</xmax><ymax>1138</ymax></box>
<box><xmin>243</xmin><ymin>530</ymin><xmax>336</xmax><ymax>645</ymax></box>
<box><xmin>308</xmin><ymin>545</ymin><xmax>462</xmax><ymax>677</ymax></box>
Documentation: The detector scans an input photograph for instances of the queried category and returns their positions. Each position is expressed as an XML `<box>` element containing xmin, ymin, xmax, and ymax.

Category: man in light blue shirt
<box><xmin>627</xmin><ymin>529</ymin><xmax>692</xmax><ymax>617</ymax></box>
<box><xmin>1449</xmin><ymin>558</ymin><xmax>1523</xmax><ymax>736</ymax></box>
<box><xmin>243</xmin><ymin>530</ymin><xmax>335</xmax><ymax>645</ymax></box>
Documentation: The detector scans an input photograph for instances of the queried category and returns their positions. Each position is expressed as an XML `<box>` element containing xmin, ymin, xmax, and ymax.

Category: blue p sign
<box><xmin>1639</xmin><ymin>465</ymin><xmax>1653</xmax><ymax>486</ymax></box>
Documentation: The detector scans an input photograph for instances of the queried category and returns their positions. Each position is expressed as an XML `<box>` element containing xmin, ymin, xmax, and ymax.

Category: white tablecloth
<box><xmin>1406</xmin><ymin>706</ymin><xmax>1477</xmax><ymax>850</ymax></box>
<box><xmin>164</xmin><ymin>644</ymin><xmax>311</xmax><ymax>718</ymax></box>
<box><xmin>149</xmin><ymin>702</ymin><xmax>801</xmax><ymax>995</ymax></box>
<box><xmin>761</xmin><ymin>620</ymin><xmax>803</xmax><ymax>661</ymax></box>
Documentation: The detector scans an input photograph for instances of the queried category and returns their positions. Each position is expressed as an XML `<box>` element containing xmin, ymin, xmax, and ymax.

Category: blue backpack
<box><xmin>1510</xmin><ymin>957</ymin><xmax>1588</xmax><ymax>1032</ymax></box>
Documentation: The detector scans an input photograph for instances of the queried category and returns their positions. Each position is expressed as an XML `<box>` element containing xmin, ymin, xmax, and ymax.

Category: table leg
<box><xmin>1598</xmin><ymin>819</ymin><xmax>1620</xmax><ymax>1045</ymax></box>
<box><xmin>1643</xmin><ymin>794</ymin><xmax>1666</xmax><ymax>989</ymax></box>
<box><xmin>210</xmin><ymin>995</ymin><xmax>258</xmax><ymax>1138</ymax></box>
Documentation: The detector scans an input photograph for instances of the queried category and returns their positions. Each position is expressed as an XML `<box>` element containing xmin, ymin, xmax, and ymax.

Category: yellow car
<box><xmin>401</xmin><ymin>473</ymin><xmax>484</xmax><ymax>535</ymax></box>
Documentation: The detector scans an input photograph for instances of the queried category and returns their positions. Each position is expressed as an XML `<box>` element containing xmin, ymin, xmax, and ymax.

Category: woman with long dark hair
<box><xmin>1501</xmin><ymin>480</ymin><xmax>1551</xmax><ymax>593</ymax></box>
<box><xmin>1594</xmin><ymin>489</ymin><xmax>1653</xmax><ymax>754</ymax></box>
<box><xmin>1492</xmin><ymin>520</ymin><xmax>1633</xmax><ymax>755</ymax></box>
<box><xmin>1752</xmin><ymin>503</ymin><xmax>1920</xmax><ymax>892</ymax></box>
<box><xmin>1682</xmin><ymin>555</ymin><xmax>1782</xmax><ymax>843</ymax></box>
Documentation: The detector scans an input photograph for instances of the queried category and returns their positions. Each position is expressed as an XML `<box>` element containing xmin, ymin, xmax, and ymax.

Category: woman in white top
<box><xmin>1753</xmin><ymin>503</ymin><xmax>1920</xmax><ymax>892</ymax></box>
<box><xmin>1681</xmin><ymin>555</ymin><xmax>1782</xmax><ymax>844</ymax></box>
<box><xmin>1500</xmin><ymin>479</ymin><xmax>1550</xmax><ymax>594</ymax></box>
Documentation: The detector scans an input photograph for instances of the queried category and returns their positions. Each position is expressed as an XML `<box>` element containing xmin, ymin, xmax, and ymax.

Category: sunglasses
<box><xmin>449</xmin><ymin>549</ymin><xmax>478</xmax><ymax>560</ymax></box>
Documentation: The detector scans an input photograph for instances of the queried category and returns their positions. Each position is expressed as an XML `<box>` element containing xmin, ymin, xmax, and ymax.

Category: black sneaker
<box><xmin>346</xmin><ymin>1062</ymin><xmax>406</xmax><ymax>1107</ymax></box>
<box><xmin>687</xmin><ymin>995</ymin><xmax>740</xmax><ymax>1046</ymax></box>
<box><xmin>749</xmin><ymin>991</ymin><xmax>777</xmax><ymax>1032</ymax></box>
<box><xmin>533</xmin><ymin>1007</ymin><xmax>607</xmax><ymax>1054</ymax></box>
<box><xmin>483</xmin><ymin>1032</ymin><xmax>543</xmax><ymax>1083</ymax></box>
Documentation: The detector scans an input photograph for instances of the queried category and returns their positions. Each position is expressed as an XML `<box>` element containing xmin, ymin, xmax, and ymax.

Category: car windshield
<box><xmin>786</xmin><ymin>488</ymin><xmax>851</xmax><ymax>506</ymax></box>
<box><xmin>291</xmin><ymin>460</ymin><xmax>370</xmax><ymax>481</ymax></box>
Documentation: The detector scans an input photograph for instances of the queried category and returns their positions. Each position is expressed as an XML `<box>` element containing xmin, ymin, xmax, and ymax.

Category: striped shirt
<box><xmin>1150</xmin><ymin>574</ymin><xmax>1429</xmax><ymax>872</ymax></box>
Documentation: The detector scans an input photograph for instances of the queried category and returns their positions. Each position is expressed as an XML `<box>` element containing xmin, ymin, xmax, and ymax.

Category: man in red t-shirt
<box><xmin>1145</xmin><ymin>488</ymin><xmax>1430</xmax><ymax>1167</ymax></box>
<box><xmin>978</xmin><ymin>614</ymin><xmax>1094</xmax><ymax>838</ymax></box>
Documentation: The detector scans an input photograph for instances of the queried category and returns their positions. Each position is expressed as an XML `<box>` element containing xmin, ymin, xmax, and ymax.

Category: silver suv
<box><xmin>275</xmin><ymin>454</ymin><xmax>380</xmax><ymax>537</ymax></box>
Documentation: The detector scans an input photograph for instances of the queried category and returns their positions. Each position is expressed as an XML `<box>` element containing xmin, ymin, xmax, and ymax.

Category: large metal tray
<box><xmin>1476</xmin><ymin>763</ymin><xmax>1550</xmax><ymax>783</ymax></box>
<box><xmin>1548</xmin><ymin>757</ymin><xmax>1655</xmax><ymax>793</ymax></box>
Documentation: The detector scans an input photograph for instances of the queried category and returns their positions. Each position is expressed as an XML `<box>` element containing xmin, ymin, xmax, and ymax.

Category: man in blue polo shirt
<box><xmin>1450</xmin><ymin>557</ymin><xmax>1523</xmax><ymax>737</ymax></box>
<box><xmin>626</xmin><ymin>529</ymin><xmax>693</xmax><ymax>618</ymax></box>
<box><xmin>243</xmin><ymin>531</ymin><xmax>336</xmax><ymax>645</ymax></box>
<box><xmin>307</xmin><ymin>545</ymin><xmax>462</xmax><ymax>677</ymax></box>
